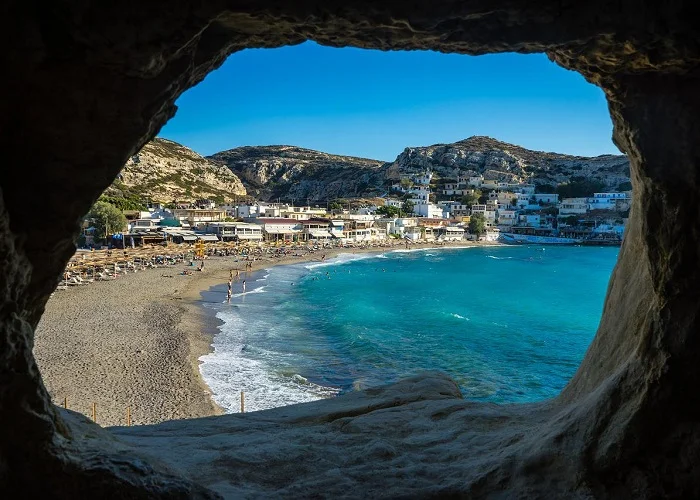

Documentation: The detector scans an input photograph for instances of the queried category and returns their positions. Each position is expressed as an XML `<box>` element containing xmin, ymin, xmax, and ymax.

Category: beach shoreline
<box><xmin>34</xmin><ymin>239</ymin><xmax>501</xmax><ymax>426</ymax></box>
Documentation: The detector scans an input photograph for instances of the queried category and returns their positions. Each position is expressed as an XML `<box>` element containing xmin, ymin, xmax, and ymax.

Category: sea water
<box><xmin>199</xmin><ymin>246</ymin><xmax>618</xmax><ymax>412</ymax></box>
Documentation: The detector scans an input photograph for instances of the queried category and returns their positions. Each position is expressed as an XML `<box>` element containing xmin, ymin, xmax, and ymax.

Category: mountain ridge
<box><xmin>109</xmin><ymin>136</ymin><xmax>630</xmax><ymax>204</ymax></box>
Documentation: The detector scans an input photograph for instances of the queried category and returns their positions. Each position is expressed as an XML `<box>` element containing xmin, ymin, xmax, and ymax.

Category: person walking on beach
<box><xmin>236</xmin><ymin>269</ymin><xmax>241</xmax><ymax>281</ymax></box>
<box><xmin>226</xmin><ymin>288</ymin><xmax>232</xmax><ymax>303</ymax></box>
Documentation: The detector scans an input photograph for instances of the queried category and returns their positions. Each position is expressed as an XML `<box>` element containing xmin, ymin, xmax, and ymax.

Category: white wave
<box><xmin>304</xmin><ymin>252</ymin><xmax>379</xmax><ymax>270</ymax></box>
<box><xmin>256</xmin><ymin>273</ymin><xmax>270</xmax><ymax>282</ymax></box>
<box><xmin>391</xmin><ymin>247</ymin><xmax>438</xmax><ymax>253</ymax></box>
<box><xmin>486</xmin><ymin>255</ymin><xmax>513</xmax><ymax>260</ymax></box>
<box><xmin>199</xmin><ymin>310</ymin><xmax>339</xmax><ymax>413</ymax></box>
<box><xmin>450</xmin><ymin>313</ymin><xmax>470</xmax><ymax>321</ymax></box>
<box><xmin>229</xmin><ymin>286</ymin><xmax>266</xmax><ymax>298</ymax></box>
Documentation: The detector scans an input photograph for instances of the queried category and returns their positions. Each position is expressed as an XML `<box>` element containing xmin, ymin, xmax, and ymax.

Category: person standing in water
<box><xmin>242</xmin><ymin>280</ymin><xmax>246</xmax><ymax>292</ymax></box>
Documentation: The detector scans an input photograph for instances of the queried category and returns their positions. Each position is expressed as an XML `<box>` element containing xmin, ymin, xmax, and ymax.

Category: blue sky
<box><xmin>160</xmin><ymin>42</ymin><xmax>619</xmax><ymax>161</ymax></box>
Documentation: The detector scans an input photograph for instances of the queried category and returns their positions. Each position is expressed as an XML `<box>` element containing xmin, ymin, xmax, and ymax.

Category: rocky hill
<box><xmin>109</xmin><ymin>138</ymin><xmax>246</xmax><ymax>204</ymax></box>
<box><xmin>209</xmin><ymin>138</ymin><xmax>630</xmax><ymax>202</ymax></box>
<box><xmin>109</xmin><ymin>137</ymin><xmax>630</xmax><ymax>205</ymax></box>
<box><xmin>388</xmin><ymin>136</ymin><xmax>630</xmax><ymax>191</ymax></box>
<box><xmin>208</xmin><ymin>146</ymin><xmax>388</xmax><ymax>202</ymax></box>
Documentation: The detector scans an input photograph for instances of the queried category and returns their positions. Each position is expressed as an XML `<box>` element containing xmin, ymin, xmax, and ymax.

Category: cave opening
<box><xmin>32</xmin><ymin>42</ymin><xmax>626</xmax><ymax>422</ymax></box>
<box><xmin>2</xmin><ymin>3</ymin><xmax>699</xmax><ymax>497</ymax></box>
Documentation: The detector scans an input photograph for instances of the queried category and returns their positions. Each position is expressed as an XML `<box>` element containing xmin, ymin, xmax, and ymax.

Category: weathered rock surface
<box><xmin>209</xmin><ymin>145</ymin><xmax>387</xmax><ymax>201</ymax></box>
<box><xmin>390</xmin><ymin>136</ymin><xmax>630</xmax><ymax>189</ymax></box>
<box><xmin>1</xmin><ymin>0</ymin><xmax>700</xmax><ymax>498</ymax></box>
<box><xmin>115</xmin><ymin>138</ymin><xmax>246</xmax><ymax>204</ymax></box>
<box><xmin>209</xmin><ymin>138</ymin><xmax>630</xmax><ymax>202</ymax></box>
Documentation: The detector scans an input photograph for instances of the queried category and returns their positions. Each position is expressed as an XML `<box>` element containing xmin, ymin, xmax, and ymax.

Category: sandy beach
<box><xmin>34</xmin><ymin>240</ymin><xmax>499</xmax><ymax>427</ymax></box>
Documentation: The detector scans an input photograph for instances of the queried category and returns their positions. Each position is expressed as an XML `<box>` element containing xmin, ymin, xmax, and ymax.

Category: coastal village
<box><xmin>83</xmin><ymin>169</ymin><xmax>630</xmax><ymax>249</ymax></box>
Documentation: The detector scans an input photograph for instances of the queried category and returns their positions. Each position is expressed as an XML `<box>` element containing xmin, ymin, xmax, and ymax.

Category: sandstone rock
<box><xmin>116</xmin><ymin>138</ymin><xmax>246</xmax><ymax>204</ymax></box>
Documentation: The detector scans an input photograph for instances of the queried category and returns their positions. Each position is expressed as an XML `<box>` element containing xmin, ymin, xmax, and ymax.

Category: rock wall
<box><xmin>1</xmin><ymin>0</ymin><xmax>699</xmax><ymax>497</ymax></box>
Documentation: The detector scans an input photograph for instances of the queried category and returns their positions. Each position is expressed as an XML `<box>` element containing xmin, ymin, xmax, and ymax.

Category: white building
<box><xmin>439</xmin><ymin>201</ymin><xmax>471</xmax><ymax>218</ymax></box>
<box><xmin>129</xmin><ymin>219</ymin><xmax>160</xmax><ymax>232</ymax></box>
<box><xmin>255</xmin><ymin>218</ymin><xmax>303</xmax><ymax>242</ymax></box>
<box><xmin>374</xmin><ymin>217</ymin><xmax>416</xmax><ymax>238</ymax></box>
<box><xmin>559</xmin><ymin>197</ymin><xmax>589</xmax><ymax>215</ymax></box>
<box><xmin>587</xmin><ymin>192</ymin><xmax>631</xmax><ymax>210</ymax></box>
<box><xmin>519</xmin><ymin>214</ymin><xmax>541</xmax><ymax>227</ymax></box>
<box><xmin>468</xmin><ymin>175</ymin><xmax>484</xmax><ymax>188</ymax></box>
<box><xmin>510</xmin><ymin>184</ymin><xmax>536</xmax><ymax>195</ymax></box>
<box><xmin>471</xmin><ymin>203</ymin><xmax>497</xmax><ymax>226</ymax></box>
<box><xmin>481</xmin><ymin>178</ymin><xmax>500</xmax><ymax>190</ymax></box>
<box><xmin>533</xmin><ymin>193</ymin><xmax>560</xmax><ymax>205</ymax></box>
<box><xmin>437</xmin><ymin>226</ymin><xmax>465</xmax><ymax>241</ymax></box>
<box><xmin>413</xmin><ymin>202</ymin><xmax>444</xmax><ymax>218</ymax></box>
<box><xmin>497</xmin><ymin>210</ymin><xmax>517</xmax><ymax>227</ymax></box>
<box><xmin>281</xmin><ymin>206</ymin><xmax>328</xmax><ymax>220</ymax></box>
<box><xmin>489</xmin><ymin>191</ymin><xmax>518</xmax><ymax>208</ymax></box>
<box><xmin>204</xmin><ymin>222</ymin><xmax>263</xmax><ymax>241</ymax></box>
<box><xmin>172</xmin><ymin>208</ymin><xmax>226</xmax><ymax>227</ymax></box>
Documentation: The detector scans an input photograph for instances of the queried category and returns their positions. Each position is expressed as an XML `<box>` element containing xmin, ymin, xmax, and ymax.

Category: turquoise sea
<box><xmin>199</xmin><ymin>246</ymin><xmax>619</xmax><ymax>412</ymax></box>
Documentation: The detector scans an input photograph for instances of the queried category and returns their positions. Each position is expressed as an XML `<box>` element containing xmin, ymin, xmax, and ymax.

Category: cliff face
<box><xmin>389</xmin><ymin>136</ymin><xmax>630</xmax><ymax>190</ymax></box>
<box><xmin>209</xmin><ymin>137</ymin><xmax>630</xmax><ymax>201</ymax></box>
<box><xmin>114</xmin><ymin>138</ymin><xmax>246</xmax><ymax>203</ymax></box>
<box><xmin>208</xmin><ymin>145</ymin><xmax>388</xmax><ymax>201</ymax></box>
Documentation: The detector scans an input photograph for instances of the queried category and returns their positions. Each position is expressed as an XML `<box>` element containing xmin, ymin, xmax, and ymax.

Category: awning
<box><xmin>197</xmin><ymin>234</ymin><xmax>219</xmax><ymax>242</ymax></box>
<box><xmin>264</xmin><ymin>229</ymin><xmax>299</xmax><ymax>235</ymax></box>
<box><xmin>181</xmin><ymin>235</ymin><xmax>197</xmax><ymax>242</ymax></box>
<box><xmin>309</xmin><ymin>230</ymin><xmax>332</xmax><ymax>238</ymax></box>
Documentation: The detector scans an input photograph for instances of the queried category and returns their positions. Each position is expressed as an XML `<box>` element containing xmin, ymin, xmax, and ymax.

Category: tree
<box><xmin>511</xmin><ymin>197</ymin><xmax>519</xmax><ymax>207</ymax></box>
<box><xmin>328</xmin><ymin>200</ymin><xmax>343</xmax><ymax>212</ymax></box>
<box><xmin>87</xmin><ymin>201</ymin><xmax>127</xmax><ymax>241</ymax></box>
<box><xmin>401</xmin><ymin>199</ymin><xmax>415</xmax><ymax>215</ymax></box>
<box><xmin>99</xmin><ymin>194</ymin><xmax>146</xmax><ymax>211</ymax></box>
<box><xmin>564</xmin><ymin>215</ymin><xmax>579</xmax><ymax>226</ymax></box>
<box><xmin>376</xmin><ymin>205</ymin><xmax>400</xmax><ymax>217</ymax></box>
<box><xmin>461</xmin><ymin>189</ymin><xmax>481</xmax><ymax>206</ymax></box>
<box><xmin>468</xmin><ymin>213</ymin><xmax>487</xmax><ymax>238</ymax></box>
<box><xmin>556</xmin><ymin>180</ymin><xmax>607</xmax><ymax>198</ymax></box>
<box><xmin>535</xmin><ymin>184</ymin><xmax>556</xmax><ymax>193</ymax></box>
